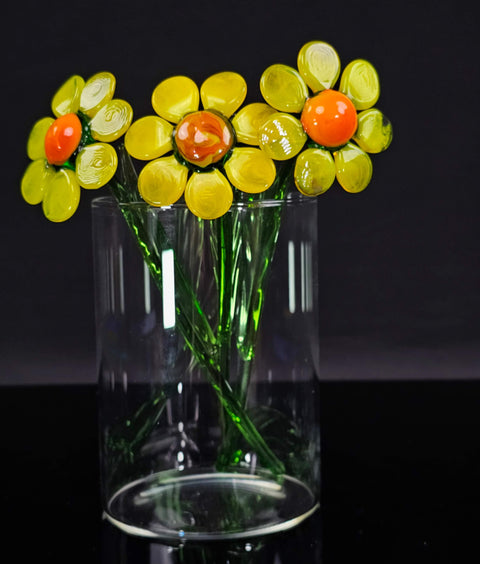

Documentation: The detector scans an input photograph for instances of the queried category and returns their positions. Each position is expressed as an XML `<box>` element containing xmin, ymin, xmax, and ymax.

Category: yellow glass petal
<box><xmin>21</xmin><ymin>159</ymin><xmax>56</xmax><ymax>205</ymax></box>
<box><xmin>184</xmin><ymin>170</ymin><xmax>233</xmax><ymax>219</ymax></box>
<box><xmin>138</xmin><ymin>156</ymin><xmax>188</xmax><ymax>206</ymax></box>
<box><xmin>224</xmin><ymin>148</ymin><xmax>276</xmax><ymax>194</ymax></box>
<box><xmin>353</xmin><ymin>108</ymin><xmax>393</xmax><ymax>153</ymax></box>
<box><xmin>294</xmin><ymin>148</ymin><xmax>336</xmax><ymax>196</ymax></box>
<box><xmin>334</xmin><ymin>143</ymin><xmax>373</xmax><ymax>193</ymax></box>
<box><xmin>200</xmin><ymin>72</ymin><xmax>247</xmax><ymax>118</ymax></box>
<box><xmin>90</xmin><ymin>99</ymin><xmax>133</xmax><ymax>142</ymax></box>
<box><xmin>259</xmin><ymin>113</ymin><xmax>307</xmax><ymax>160</ymax></box>
<box><xmin>297</xmin><ymin>40</ymin><xmax>341</xmax><ymax>93</ymax></box>
<box><xmin>124</xmin><ymin>116</ymin><xmax>173</xmax><ymax>160</ymax></box>
<box><xmin>152</xmin><ymin>76</ymin><xmax>199</xmax><ymax>124</ymax></box>
<box><xmin>231</xmin><ymin>103</ymin><xmax>278</xmax><ymax>145</ymax></box>
<box><xmin>27</xmin><ymin>117</ymin><xmax>54</xmax><ymax>160</ymax></box>
<box><xmin>51</xmin><ymin>75</ymin><xmax>85</xmax><ymax>117</ymax></box>
<box><xmin>75</xmin><ymin>143</ymin><xmax>118</xmax><ymax>189</ymax></box>
<box><xmin>42</xmin><ymin>168</ymin><xmax>81</xmax><ymax>222</ymax></box>
<box><xmin>260</xmin><ymin>64</ymin><xmax>308</xmax><ymax>113</ymax></box>
<box><xmin>340</xmin><ymin>59</ymin><xmax>380</xmax><ymax>110</ymax></box>
<box><xmin>79</xmin><ymin>71</ymin><xmax>116</xmax><ymax>117</ymax></box>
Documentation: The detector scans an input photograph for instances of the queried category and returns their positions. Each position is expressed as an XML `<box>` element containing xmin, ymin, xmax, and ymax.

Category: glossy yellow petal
<box><xmin>42</xmin><ymin>168</ymin><xmax>81</xmax><ymax>222</ymax></box>
<box><xmin>353</xmin><ymin>108</ymin><xmax>393</xmax><ymax>153</ymax></box>
<box><xmin>294</xmin><ymin>148</ymin><xmax>336</xmax><ymax>196</ymax></box>
<box><xmin>340</xmin><ymin>59</ymin><xmax>380</xmax><ymax>110</ymax></box>
<box><xmin>51</xmin><ymin>75</ymin><xmax>85</xmax><ymax>117</ymax></box>
<box><xmin>334</xmin><ymin>142</ymin><xmax>373</xmax><ymax>193</ymax></box>
<box><xmin>224</xmin><ymin>148</ymin><xmax>276</xmax><ymax>194</ymax></box>
<box><xmin>297</xmin><ymin>40</ymin><xmax>341</xmax><ymax>93</ymax></box>
<box><xmin>152</xmin><ymin>76</ymin><xmax>199</xmax><ymax>124</ymax></box>
<box><xmin>231</xmin><ymin>103</ymin><xmax>278</xmax><ymax>145</ymax></box>
<box><xmin>258</xmin><ymin>113</ymin><xmax>307</xmax><ymax>160</ymax></box>
<box><xmin>260</xmin><ymin>64</ymin><xmax>308</xmax><ymax>113</ymax></box>
<box><xmin>184</xmin><ymin>170</ymin><xmax>233</xmax><ymax>219</ymax></box>
<box><xmin>90</xmin><ymin>99</ymin><xmax>133</xmax><ymax>142</ymax></box>
<box><xmin>21</xmin><ymin>159</ymin><xmax>56</xmax><ymax>205</ymax></box>
<box><xmin>200</xmin><ymin>72</ymin><xmax>247</xmax><ymax>118</ymax></box>
<box><xmin>124</xmin><ymin>116</ymin><xmax>173</xmax><ymax>160</ymax></box>
<box><xmin>75</xmin><ymin>143</ymin><xmax>118</xmax><ymax>189</ymax></box>
<box><xmin>79</xmin><ymin>71</ymin><xmax>116</xmax><ymax>117</ymax></box>
<box><xmin>27</xmin><ymin>117</ymin><xmax>55</xmax><ymax>160</ymax></box>
<box><xmin>138</xmin><ymin>156</ymin><xmax>188</xmax><ymax>207</ymax></box>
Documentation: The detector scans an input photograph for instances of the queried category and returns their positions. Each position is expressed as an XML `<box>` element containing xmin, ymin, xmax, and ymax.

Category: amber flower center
<box><xmin>301</xmin><ymin>89</ymin><xmax>358</xmax><ymax>148</ymax></box>
<box><xmin>44</xmin><ymin>113</ymin><xmax>83</xmax><ymax>166</ymax></box>
<box><xmin>174</xmin><ymin>110</ymin><xmax>234</xmax><ymax>168</ymax></box>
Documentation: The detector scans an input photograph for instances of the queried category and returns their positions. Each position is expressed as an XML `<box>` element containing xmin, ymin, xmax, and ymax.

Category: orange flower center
<box><xmin>44</xmin><ymin>113</ymin><xmax>83</xmax><ymax>166</ymax></box>
<box><xmin>301</xmin><ymin>90</ymin><xmax>358</xmax><ymax>148</ymax></box>
<box><xmin>174</xmin><ymin>110</ymin><xmax>234</xmax><ymax>168</ymax></box>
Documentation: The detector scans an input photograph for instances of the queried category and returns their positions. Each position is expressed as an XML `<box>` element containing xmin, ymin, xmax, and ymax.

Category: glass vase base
<box><xmin>105</xmin><ymin>468</ymin><xmax>319</xmax><ymax>541</ymax></box>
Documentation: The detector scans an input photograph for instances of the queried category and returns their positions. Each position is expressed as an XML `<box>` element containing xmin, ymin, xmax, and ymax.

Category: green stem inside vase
<box><xmin>214</xmin><ymin>162</ymin><xmax>292</xmax><ymax>468</ymax></box>
<box><xmin>107</xmin><ymin>145</ymin><xmax>288</xmax><ymax>477</ymax></box>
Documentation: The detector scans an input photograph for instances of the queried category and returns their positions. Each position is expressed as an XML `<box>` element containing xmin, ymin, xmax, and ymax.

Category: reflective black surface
<box><xmin>2</xmin><ymin>381</ymin><xmax>479</xmax><ymax>563</ymax></box>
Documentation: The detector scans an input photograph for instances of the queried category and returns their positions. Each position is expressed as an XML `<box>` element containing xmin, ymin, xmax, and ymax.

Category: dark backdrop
<box><xmin>1</xmin><ymin>0</ymin><xmax>478</xmax><ymax>383</ymax></box>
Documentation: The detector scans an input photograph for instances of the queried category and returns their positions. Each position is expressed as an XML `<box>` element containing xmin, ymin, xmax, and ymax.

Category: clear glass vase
<box><xmin>92</xmin><ymin>193</ymin><xmax>320</xmax><ymax>541</ymax></box>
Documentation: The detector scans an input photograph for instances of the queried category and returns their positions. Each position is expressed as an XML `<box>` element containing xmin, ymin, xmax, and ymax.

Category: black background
<box><xmin>1</xmin><ymin>0</ymin><xmax>479</xmax><ymax>384</ymax></box>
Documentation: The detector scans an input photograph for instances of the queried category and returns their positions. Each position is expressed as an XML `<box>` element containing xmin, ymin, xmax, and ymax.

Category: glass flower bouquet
<box><xmin>21</xmin><ymin>41</ymin><xmax>392</xmax><ymax>540</ymax></box>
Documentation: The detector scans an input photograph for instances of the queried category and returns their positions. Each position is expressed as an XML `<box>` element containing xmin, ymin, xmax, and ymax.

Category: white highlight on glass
<box><xmin>288</xmin><ymin>241</ymin><xmax>296</xmax><ymax>314</ymax></box>
<box><xmin>118</xmin><ymin>245</ymin><xmax>125</xmax><ymax>314</ymax></box>
<box><xmin>143</xmin><ymin>262</ymin><xmax>151</xmax><ymax>314</ymax></box>
<box><xmin>300</xmin><ymin>241</ymin><xmax>313</xmax><ymax>312</ymax></box>
<box><xmin>162</xmin><ymin>249</ymin><xmax>176</xmax><ymax>329</ymax></box>
<box><xmin>108</xmin><ymin>245</ymin><xmax>126</xmax><ymax>313</ymax></box>
<box><xmin>108</xmin><ymin>247</ymin><xmax>115</xmax><ymax>312</ymax></box>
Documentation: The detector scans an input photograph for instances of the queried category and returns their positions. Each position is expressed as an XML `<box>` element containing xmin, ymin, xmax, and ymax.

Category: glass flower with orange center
<box><xmin>21</xmin><ymin>73</ymin><xmax>133</xmax><ymax>222</ymax></box>
<box><xmin>124</xmin><ymin>73</ymin><xmax>277</xmax><ymax>220</ymax></box>
<box><xmin>258</xmin><ymin>41</ymin><xmax>393</xmax><ymax>196</ymax></box>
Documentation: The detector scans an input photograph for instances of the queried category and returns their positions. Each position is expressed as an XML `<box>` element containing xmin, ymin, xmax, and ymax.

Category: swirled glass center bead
<box><xmin>174</xmin><ymin>110</ymin><xmax>234</xmax><ymax>168</ymax></box>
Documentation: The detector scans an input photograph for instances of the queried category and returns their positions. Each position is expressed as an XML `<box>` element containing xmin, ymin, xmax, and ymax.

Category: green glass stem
<box><xmin>213</xmin><ymin>162</ymin><xmax>292</xmax><ymax>469</ymax></box>
<box><xmin>107</xmin><ymin>145</ymin><xmax>286</xmax><ymax>476</ymax></box>
<box><xmin>117</xmin><ymin>198</ymin><xmax>284</xmax><ymax>475</ymax></box>
<box><xmin>105</xmin><ymin>387</ymin><xmax>168</xmax><ymax>492</ymax></box>
<box><xmin>232</xmin><ymin>163</ymin><xmax>292</xmax><ymax>404</ymax></box>
<box><xmin>216</xmin><ymin>212</ymin><xmax>235</xmax><ymax>380</ymax></box>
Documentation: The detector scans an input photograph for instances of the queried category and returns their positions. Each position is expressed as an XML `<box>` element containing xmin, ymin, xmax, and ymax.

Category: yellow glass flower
<box><xmin>21</xmin><ymin>73</ymin><xmax>133</xmax><ymax>222</ymax></box>
<box><xmin>259</xmin><ymin>41</ymin><xmax>393</xmax><ymax>196</ymax></box>
<box><xmin>125</xmin><ymin>73</ymin><xmax>277</xmax><ymax>220</ymax></box>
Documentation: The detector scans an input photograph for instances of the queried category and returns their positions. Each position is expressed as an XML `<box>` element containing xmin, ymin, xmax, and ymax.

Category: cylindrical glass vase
<box><xmin>92</xmin><ymin>194</ymin><xmax>320</xmax><ymax>541</ymax></box>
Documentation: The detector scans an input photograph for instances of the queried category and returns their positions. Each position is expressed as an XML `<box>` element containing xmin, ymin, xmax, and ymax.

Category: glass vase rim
<box><xmin>91</xmin><ymin>193</ymin><xmax>318</xmax><ymax>213</ymax></box>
